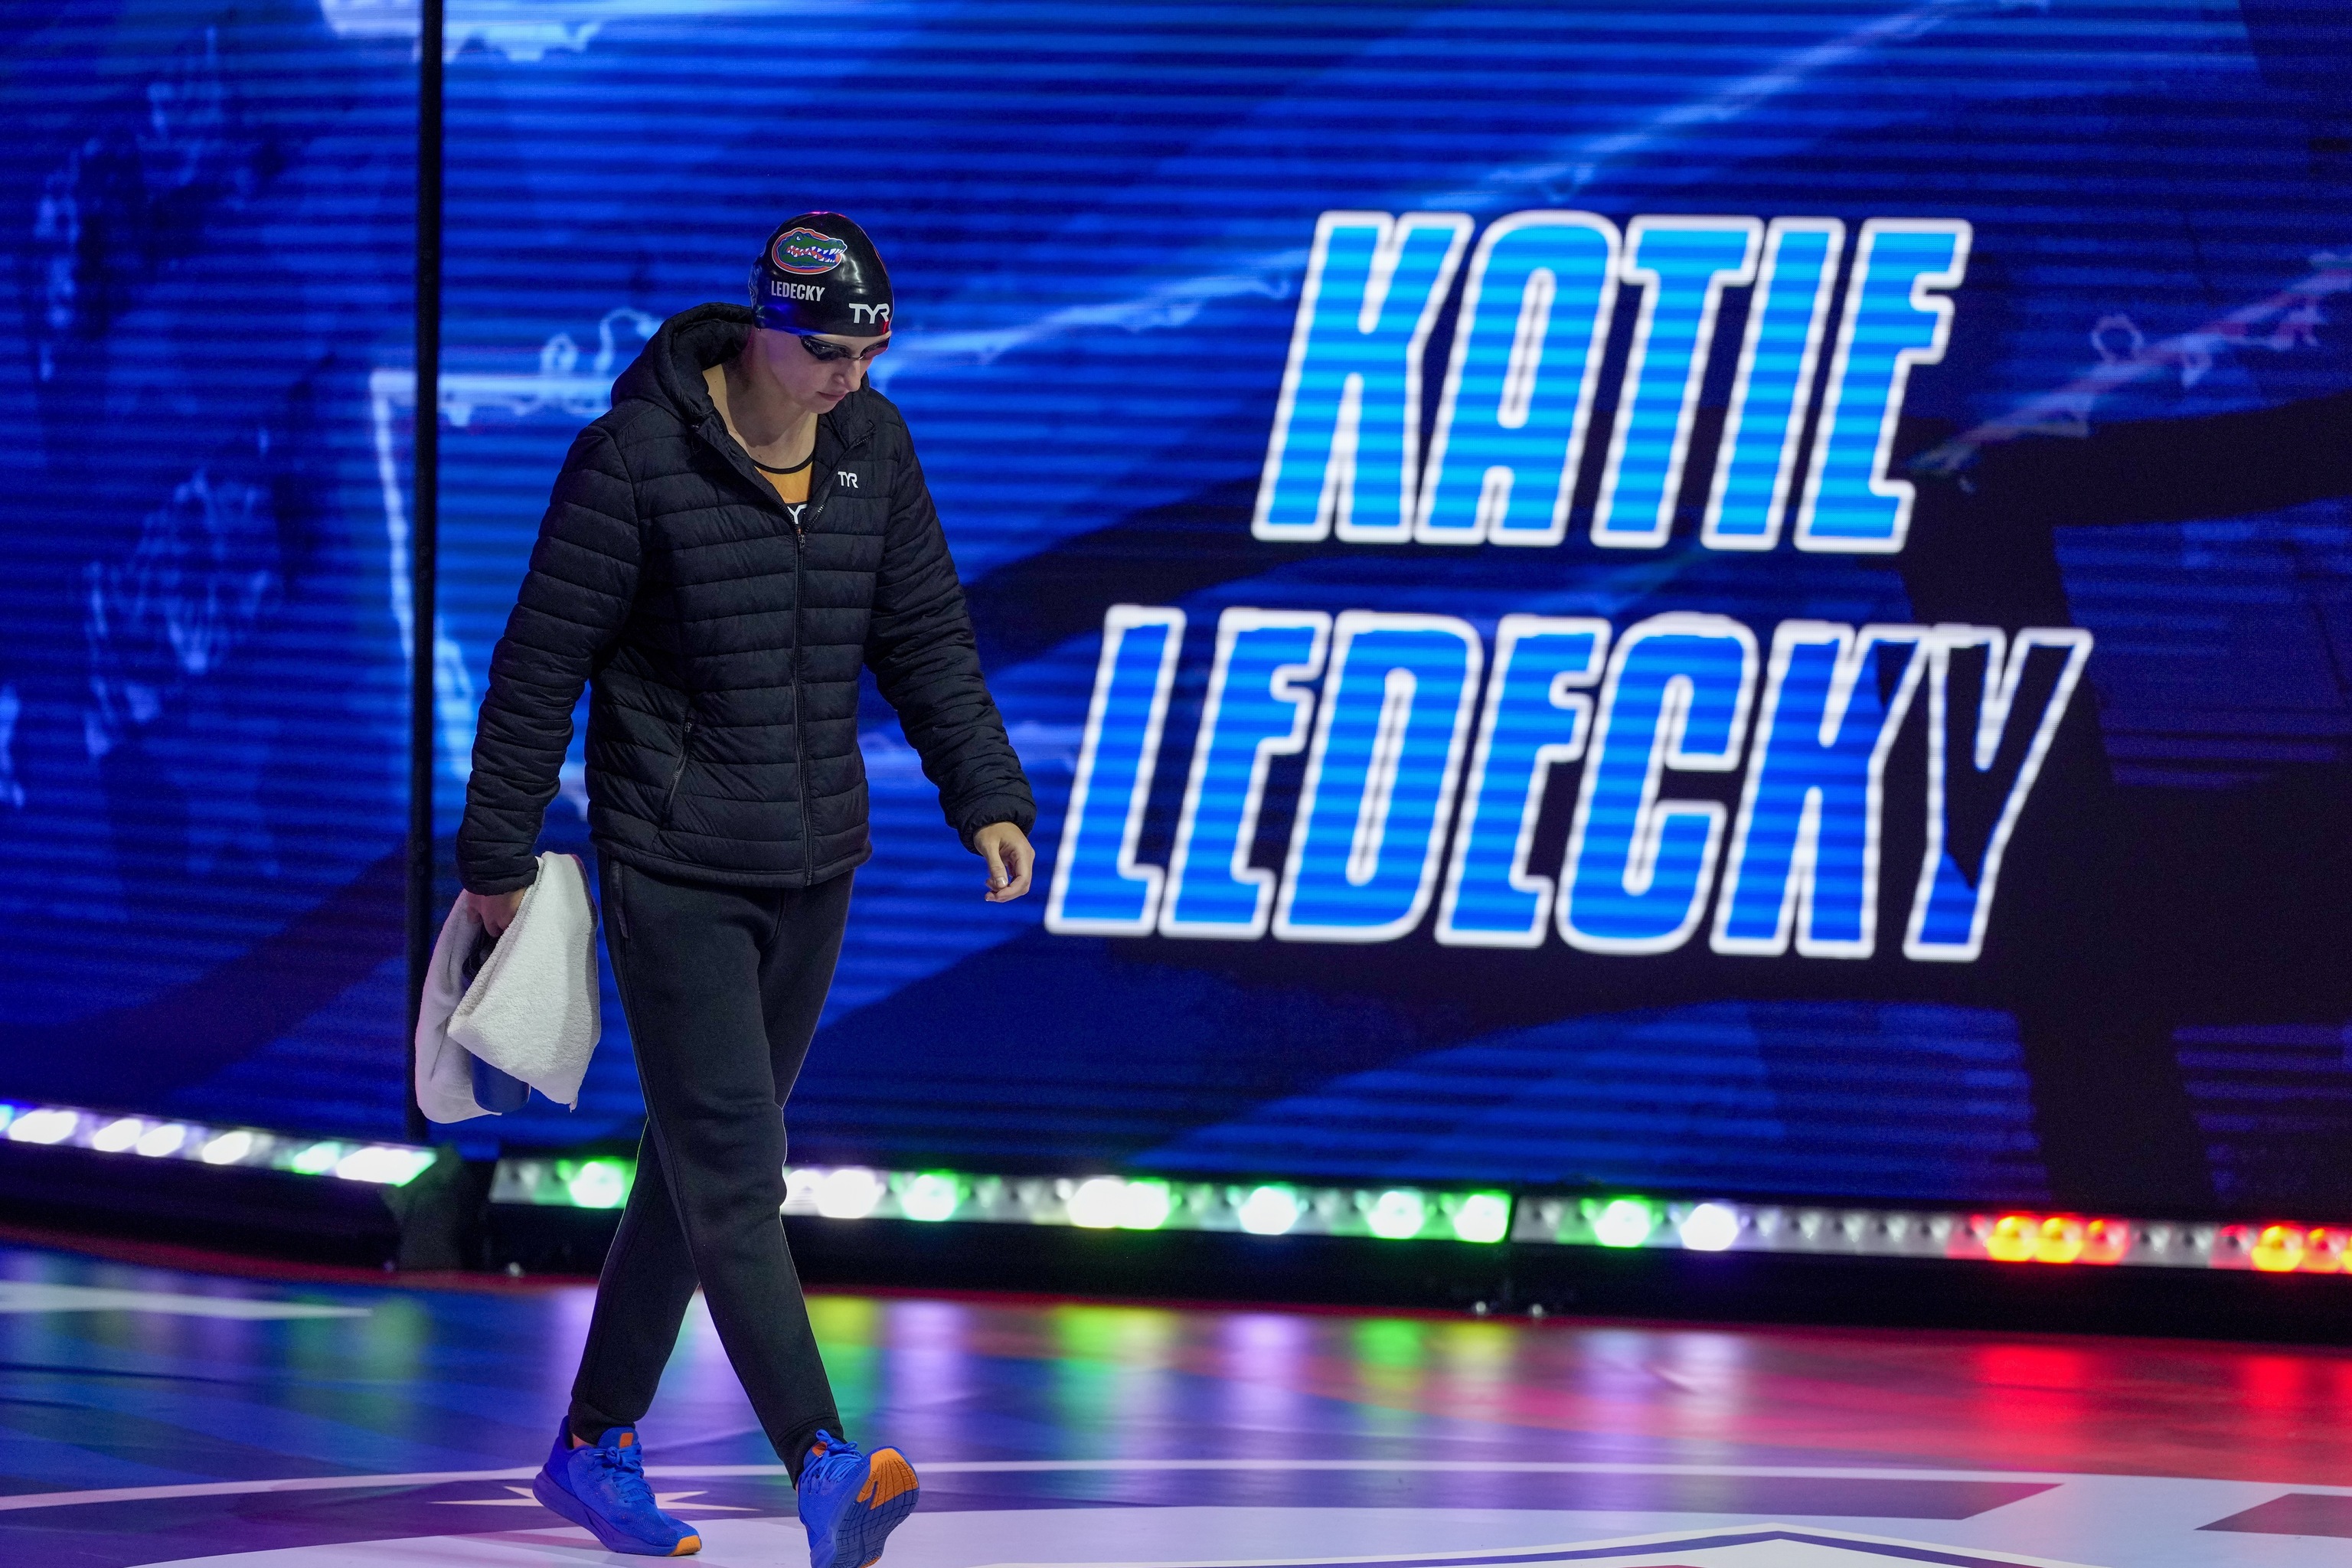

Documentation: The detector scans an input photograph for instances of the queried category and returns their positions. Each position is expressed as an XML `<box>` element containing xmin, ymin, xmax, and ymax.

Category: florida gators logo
<box><xmin>771</xmin><ymin>227</ymin><xmax>849</xmax><ymax>276</ymax></box>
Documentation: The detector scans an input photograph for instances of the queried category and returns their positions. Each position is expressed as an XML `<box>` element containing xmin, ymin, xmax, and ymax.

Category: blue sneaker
<box><xmin>531</xmin><ymin>1421</ymin><xmax>703</xmax><ymax>1557</ymax></box>
<box><xmin>797</xmin><ymin>1431</ymin><xmax>920</xmax><ymax>1568</ymax></box>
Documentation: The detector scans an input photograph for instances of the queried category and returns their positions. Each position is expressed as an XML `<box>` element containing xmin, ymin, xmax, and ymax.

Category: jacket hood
<box><xmin>612</xmin><ymin>302</ymin><xmax>887</xmax><ymax>446</ymax></box>
<box><xmin>612</xmin><ymin>302</ymin><xmax>750</xmax><ymax>420</ymax></box>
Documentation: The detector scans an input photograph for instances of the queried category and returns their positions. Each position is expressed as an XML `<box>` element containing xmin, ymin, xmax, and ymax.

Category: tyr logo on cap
<box><xmin>771</xmin><ymin>227</ymin><xmax>850</xmax><ymax>276</ymax></box>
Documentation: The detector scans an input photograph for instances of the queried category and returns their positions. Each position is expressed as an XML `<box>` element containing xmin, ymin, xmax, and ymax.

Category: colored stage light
<box><xmin>1449</xmin><ymin>1192</ymin><xmax>1511</xmax><ymax>1245</ymax></box>
<box><xmin>460</xmin><ymin>1150</ymin><xmax>2352</xmax><ymax>1280</ymax></box>
<box><xmin>1986</xmin><ymin>1214</ymin><xmax>2039</xmax><ymax>1263</ymax></box>
<box><xmin>2035</xmin><ymin>1216</ymin><xmax>2086</xmax><ymax>1265</ymax></box>
<box><xmin>2081</xmin><ymin>1217</ymin><xmax>2133</xmax><ymax>1266</ymax></box>
<box><xmin>1678</xmin><ymin>1202</ymin><xmax>1741</xmax><ymax>1253</ymax></box>
<box><xmin>900</xmin><ymin>1171</ymin><xmax>962</xmax><ymax>1223</ymax></box>
<box><xmin>90</xmin><ymin>1117</ymin><xmax>144</xmax><ymax>1154</ymax></box>
<box><xmin>2305</xmin><ymin>1229</ymin><xmax>2347</xmax><ymax>1273</ymax></box>
<box><xmin>1592</xmin><ymin>1197</ymin><xmax>1656</xmax><ymax>1248</ymax></box>
<box><xmin>335</xmin><ymin>1145</ymin><xmax>436</xmax><ymax>1185</ymax></box>
<box><xmin>135</xmin><ymin>1122</ymin><xmax>188</xmax><ymax>1158</ymax></box>
<box><xmin>1237</xmin><ymin>1184</ymin><xmax>1302</xmax><ymax>1236</ymax></box>
<box><xmin>1118</xmin><ymin>1179</ymin><xmax>1174</xmax><ymax>1231</ymax></box>
<box><xmin>201</xmin><ymin>1131</ymin><xmax>256</xmax><ymax>1166</ymax></box>
<box><xmin>1068</xmin><ymin>1177</ymin><xmax>1126</xmax><ymax>1229</ymax></box>
<box><xmin>566</xmin><ymin>1159</ymin><xmax>630</xmax><ymax>1210</ymax></box>
<box><xmin>1365</xmin><ymin>1188</ymin><xmax>1427</xmax><ymax>1240</ymax></box>
<box><xmin>816</xmin><ymin>1167</ymin><xmax>886</xmax><ymax>1220</ymax></box>
<box><xmin>8</xmin><ymin>1108</ymin><xmax>76</xmax><ymax>1145</ymax></box>
<box><xmin>2252</xmin><ymin>1224</ymin><xmax>2308</xmax><ymax>1273</ymax></box>
<box><xmin>288</xmin><ymin>1142</ymin><xmax>344</xmax><ymax>1176</ymax></box>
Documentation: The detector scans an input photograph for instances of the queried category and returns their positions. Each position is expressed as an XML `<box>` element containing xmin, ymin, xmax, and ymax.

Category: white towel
<box><xmin>415</xmin><ymin>897</ymin><xmax>493</xmax><ymax>1125</ymax></box>
<box><xmin>413</xmin><ymin>851</ymin><xmax>603</xmax><ymax>1123</ymax></box>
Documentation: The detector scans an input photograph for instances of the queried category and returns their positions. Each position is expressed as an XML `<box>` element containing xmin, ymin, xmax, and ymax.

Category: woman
<box><xmin>456</xmin><ymin>211</ymin><xmax>1035</xmax><ymax>1561</ymax></box>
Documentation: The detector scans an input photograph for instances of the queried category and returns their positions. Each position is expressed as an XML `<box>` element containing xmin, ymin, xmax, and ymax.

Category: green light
<box><xmin>1067</xmin><ymin>1176</ymin><xmax>1125</xmax><ymax>1229</ymax></box>
<box><xmin>1118</xmin><ymin>1179</ymin><xmax>1173</xmax><ymax>1231</ymax></box>
<box><xmin>288</xmin><ymin>1142</ymin><xmax>343</xmax><ymax>1176</ymax></box>
<box><xmin>331</xmin><ymin>1145</ymin><xmax>435</xmax><ymax>1185</ymax></box>
<box><xmin>900</xmin><ymin>1171</ymin><xmax>962</xmax><ymax>1223</ymax></box>
<box><xmin>1354</xmin><ymin>1318</ymin><xmax>1423</xmax><ymax>1368</ymax></box>
<box><xmin>1066</xmin><ymin>1176</ymin><xmax>1175</xmax><ymax>1230</ymax></box>
<box><xmin>1449</xmin><ymin>1191</ymin><xmax>1511</xmax><ymax>1244</ymax></box>
<box><xmin>1365</xmin><ymin>1188</ymin><xmax>1427</xmax><ymax>1240</ymax></box>
<box><xmin>1592</xmin><ymin>1197</ymin><xmax>1657</xmax><ymax>1248</ymax></box>
<box><xmin>1236</xmin><ymin>1184</ymin><xmax>1301</xmax><ymax>1236</ymax></box>
<box><xmin>567</xmin><ymin>1158</ymin><xmax>631</xmax><ymax>1210</ymax></box>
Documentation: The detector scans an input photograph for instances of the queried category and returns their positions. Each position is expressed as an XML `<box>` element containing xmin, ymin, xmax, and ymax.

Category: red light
<box><xmin>2079</xmin><ymin>1217</ymin><xmax>2132</xmax><ymax>1266</ymax></box>
<box><xmin>2305</xmin><ymin>1229</ymin><xmax>2348</xmax><ymax>1274</ymax></box>
<box><xmin>1974</xmin><ymin>1214</ymin><xmax>2133</xmax><ymax>1266</ymax></box>
<box><xmin>2250</xmin><ymin>1224</ymin><xmax>2306</xmax><ymax>1273</ymax></box>
<box><xmin>1987</xmin><ymin>1214</ymin><xmax>2039</xmax><ymax>1263</ymax></box>
<box><xmin>2034</xmin><ymin>1216</ymin><xmax>2086</xmax><ymax>1264</ymax></box>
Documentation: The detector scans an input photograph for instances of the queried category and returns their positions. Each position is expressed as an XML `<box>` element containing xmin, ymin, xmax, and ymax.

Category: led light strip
<box><xmin>489</xmin><ymin>1160</ymin><xmax>2351</xmax><ymax>1276</ymax></box>
<box><xmin>491</xmin><ymin>1159</ymin><xmax>1517</xmax><ymax>1243</ymax></box>
<box><xmin>1514</xmin><ymin>1195</ymin><xmax>2350</xmax><ymax>1275</ymax></box>
<box><xmin>0</xmin><ymin>1102</ymin><xmax>437</xmax><ymax>1187</ymax></box>
<box><xmin>11</xmin><ymin>1103</ymin><xmax>2342</xmax><ymax>1279</ymax></box>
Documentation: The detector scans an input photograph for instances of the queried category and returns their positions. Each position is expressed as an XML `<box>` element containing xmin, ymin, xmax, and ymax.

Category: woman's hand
<box><xmin>975</xmin><ymin>822</ymin><xmax>1034</xmax><ymax>903</ymax></box>
<box><xmin>462</xmin><ymin>887</ymin><xmax>528</xmax><ymax>938</ymax></box>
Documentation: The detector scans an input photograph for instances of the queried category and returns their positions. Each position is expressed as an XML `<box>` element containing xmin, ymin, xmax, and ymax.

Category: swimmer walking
<box><xmin>456</xmin><ymin>212</ymin><xmax>1036</xmax><ymax>1560</ymax></box>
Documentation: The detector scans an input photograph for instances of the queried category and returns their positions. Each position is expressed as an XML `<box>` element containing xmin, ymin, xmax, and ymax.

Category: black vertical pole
<box><xmin>404</xmin><ymin>0</ymin><xmax>444</xmax><ymax>1145</ymax></box>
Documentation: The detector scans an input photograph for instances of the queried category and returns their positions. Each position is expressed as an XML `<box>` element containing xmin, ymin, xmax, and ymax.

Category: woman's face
<box><xmin>747</xmin><ymin>326</ymin><xmax>890</xmax><ymax>409</ymax></box>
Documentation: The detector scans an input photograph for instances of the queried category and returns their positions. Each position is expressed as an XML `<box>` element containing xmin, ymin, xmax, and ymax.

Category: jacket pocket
<box><xmin>658</xmin><ymin>716</ymin><xmax>695</xmax><ymax>826</ymax></box>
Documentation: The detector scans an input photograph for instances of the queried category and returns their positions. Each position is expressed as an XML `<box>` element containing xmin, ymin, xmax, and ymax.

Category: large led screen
<box><xmin>1</xmin><ymin>1</ymin><xmax>414</xmax><ymax>1140</ymax></box>
<box><xmin>11</xmin><ymin>2</ymin><xmax>2350</xmax><ymax>1222</ymax></box>
<box><xmin>420</xmin><ymin>0</ymin><xmax>2352</xmax><ymax>1219</ymax></box>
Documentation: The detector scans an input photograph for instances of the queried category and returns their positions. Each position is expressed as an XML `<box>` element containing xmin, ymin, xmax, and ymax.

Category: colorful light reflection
<box><xmin>0</xmin><ymin>1099</ymin><xmax>433</xmax><ymax>1186</ymax></box>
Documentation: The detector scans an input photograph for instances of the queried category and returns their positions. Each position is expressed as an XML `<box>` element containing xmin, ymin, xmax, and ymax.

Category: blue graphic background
<box><xmin>5</xmin><ymin>0</ymin><xmax>2347</xmax><ymax>1216</ymax></box>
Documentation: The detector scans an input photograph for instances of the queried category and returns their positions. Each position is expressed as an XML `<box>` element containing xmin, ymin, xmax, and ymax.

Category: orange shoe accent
<box><xmin>668</xmin><ymin>1534</ymin><xmax>702</xmax><ymax>1556</ymax></box>
<box><xmin>856</xmin><ymin>1448</ymin><xmax>919</xmax><ymax>1508</ymax></box>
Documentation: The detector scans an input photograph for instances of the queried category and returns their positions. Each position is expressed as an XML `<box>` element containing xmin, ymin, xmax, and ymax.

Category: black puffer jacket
<box><xmin>457</xmin><ymin>303</ymin><xmax>1034</xmax><ymax>895</ymax></box>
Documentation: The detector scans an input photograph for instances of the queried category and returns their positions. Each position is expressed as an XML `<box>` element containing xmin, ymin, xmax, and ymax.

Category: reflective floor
<box><xmin>1</xmin><ymin>1239</ymin><xmax>2347</xmax><ymax>1566</ymax></box>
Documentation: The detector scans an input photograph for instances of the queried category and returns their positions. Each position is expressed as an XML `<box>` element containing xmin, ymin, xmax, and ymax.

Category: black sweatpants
<box><xmin>568</xmin><ymin>858</ymin><xmax>851</xmax><ymax>1473</ymax></box>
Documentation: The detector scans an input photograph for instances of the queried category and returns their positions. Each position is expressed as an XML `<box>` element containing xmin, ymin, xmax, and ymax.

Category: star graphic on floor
<box><xmin>439</xmin><ymin>1486</ymin><xmax>754</xmax><ymax>1511</ymax></box>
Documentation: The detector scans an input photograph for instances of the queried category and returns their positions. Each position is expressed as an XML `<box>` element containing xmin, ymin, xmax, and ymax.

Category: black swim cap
<box><xmin>748</xmin><ymin>212</ymin><xmax>893</xmax><ymax>337</ymax></box>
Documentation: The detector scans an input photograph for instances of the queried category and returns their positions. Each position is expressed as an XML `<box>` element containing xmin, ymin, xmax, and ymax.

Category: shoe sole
<box><xmin>532</xmin><ymin>1468</ymin><xmax>703</xmax><ymax>1557</ymax></box>
<box><xmin>818</xmin><ymin>1449</ymin><xmax>920</xmax><ymax>1568</ymax></box>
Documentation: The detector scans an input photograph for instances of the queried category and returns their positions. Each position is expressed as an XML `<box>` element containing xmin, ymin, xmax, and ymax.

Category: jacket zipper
<box><xmin>785</xmin><ymin>439</ymin><xmax>866</xmax><ymax>885</ymax></box>
<box><xmin>661</xmin><ymin>715</ymin><xmax>694</xmax><ymax>824</ymax></box>
<box><xmin>707</xmin><ymin>407</ymin><xmax>863</xmax><ymax>888</ymax></box>
<box><xmin>792</xmin><ymin>505</ymin><xmax>812</xmax><ymax>884</ymax></box>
